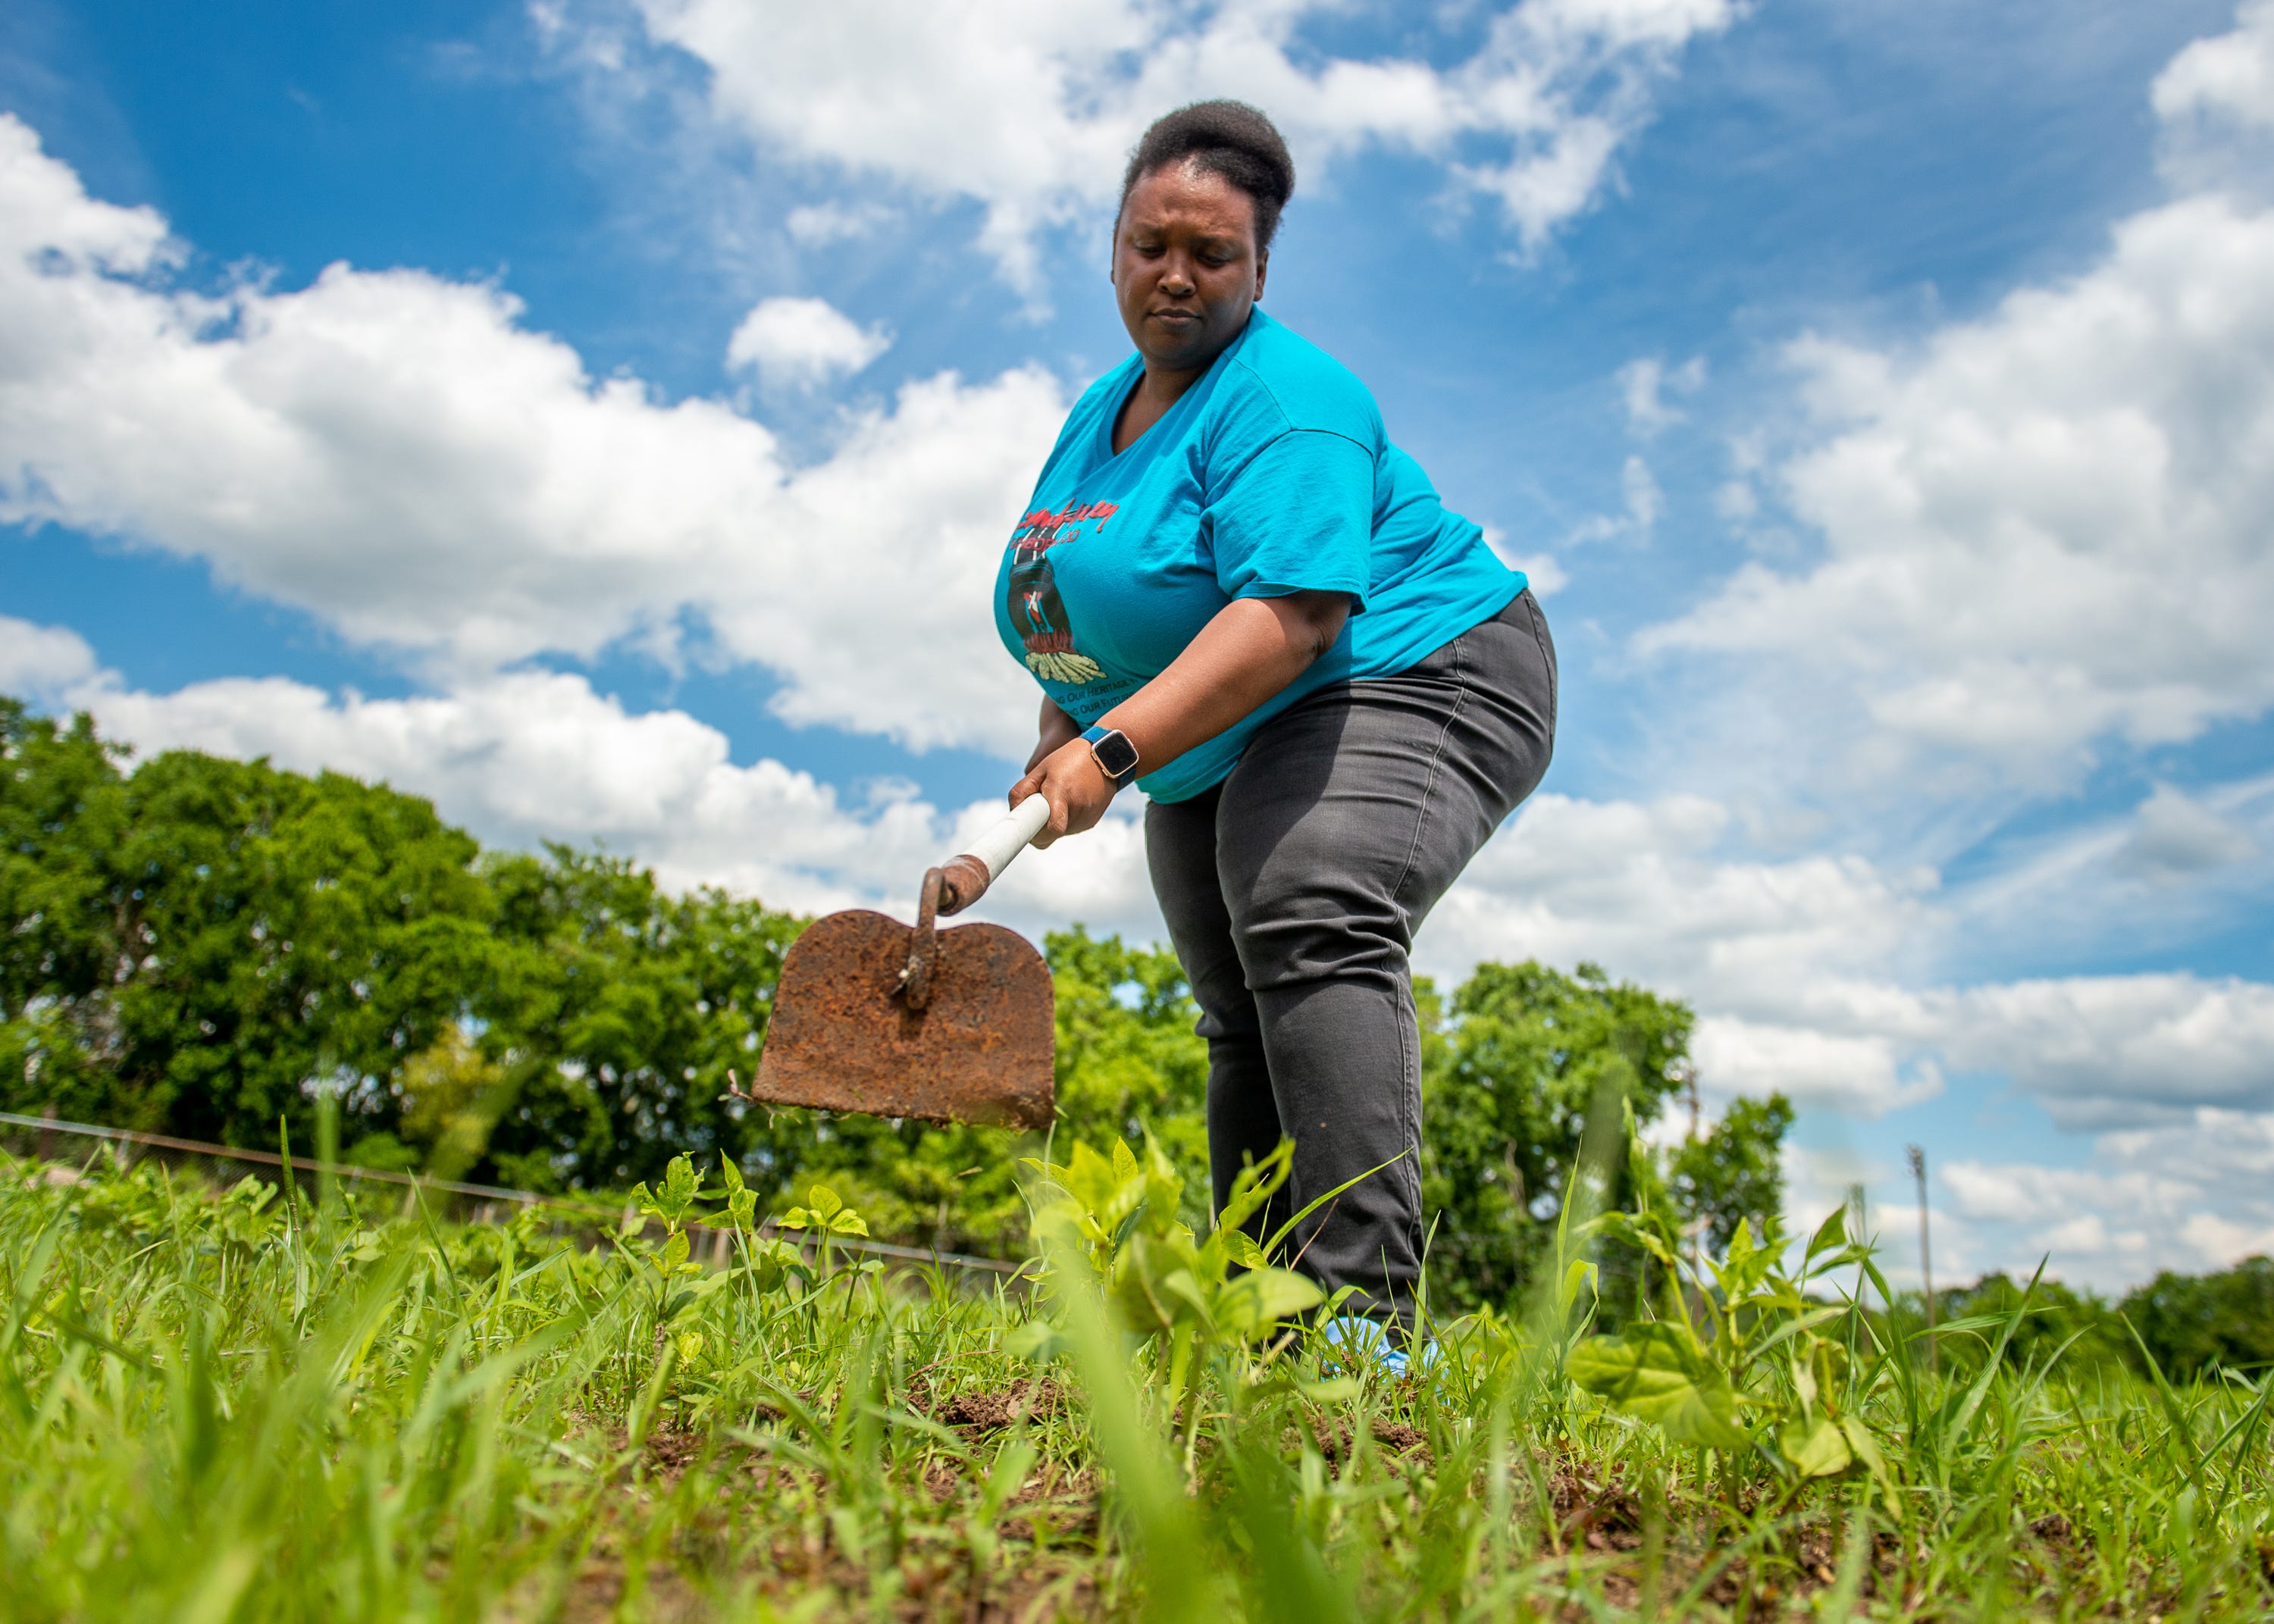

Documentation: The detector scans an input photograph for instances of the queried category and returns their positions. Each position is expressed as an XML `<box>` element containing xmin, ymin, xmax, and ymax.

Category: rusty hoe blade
<box><xmin>749</xmin><ymin>799</ymin><xmax>1057</xmax><ymax>1129</ymax></box>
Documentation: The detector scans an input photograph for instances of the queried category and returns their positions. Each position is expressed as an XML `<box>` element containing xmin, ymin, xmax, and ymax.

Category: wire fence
<box><xmin>0</xmin><ymin>1107</ymin><xmax>1028</xmax><ymax>1280</ymax></box>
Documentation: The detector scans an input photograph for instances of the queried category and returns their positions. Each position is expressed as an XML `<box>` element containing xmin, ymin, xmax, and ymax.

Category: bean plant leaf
<box><xmin>1839</xmin><ymin>1417</ymin><xmax>1887</xmax><ymax>1480</ymax></box>
<box><xmin>1781</xmin><ymin>1416</ymin><xmax>1853</xmax><ymax>1477</ymax></box>
<box><xmin>1215</xmin><ymin>1266</ymin><xmax>1323</xmax><ymax>1339</ymax></box>
<box><xmin>637</xmin><ymin>1154</ymin><xmax>700</xmax><ymax>1224</ymax></box>
<box><xmin>1216</xmin><ymin>1140</ymin><xmax>1297</xmax><ymax>1238</ymax></box>
<box><xmin>1222</xmin><ymin>1228</ymin><xmax>1270</xmax><ymax>1272</ymax></box>
<box><xmin>1568</xmin><ymin>1322</ymin><xmax>1749</xmax><ymax>1450</ymax></box>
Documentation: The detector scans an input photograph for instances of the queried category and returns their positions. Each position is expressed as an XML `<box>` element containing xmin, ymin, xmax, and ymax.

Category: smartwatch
<box><xmin>1081</xmin><ymin>724</ymin><xmax>1141</xmax><ymax>787</ymax></box>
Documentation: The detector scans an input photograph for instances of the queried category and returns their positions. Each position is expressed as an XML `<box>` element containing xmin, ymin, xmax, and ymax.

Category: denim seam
<box><xmin>1389</xmin><ymin>627</ymin><xmax>1471</xmax><ymax>914</ymax></box>
<box><xmin>1524</xmin><ymin>590</ymin><xmax>1558</xmax><ymax>734</ymax></box>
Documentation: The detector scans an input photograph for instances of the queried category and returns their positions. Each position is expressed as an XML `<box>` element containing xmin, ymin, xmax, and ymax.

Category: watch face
<box><xmin>1094</xmin><ymin>730</ymin><xmax>1140</xmax><ymax>780</ymax></box>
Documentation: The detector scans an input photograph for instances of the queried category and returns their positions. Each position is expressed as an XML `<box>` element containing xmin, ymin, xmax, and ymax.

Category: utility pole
<box><xmin>1907</xmin><ymin>1144</ymin><xmax>1937</xmax><ymax>1375</ymax></box>
<box><xmin>1845</xmin><ymin>1182</ymin><xmax>1868</xmax><ymax>1310</ymax></box>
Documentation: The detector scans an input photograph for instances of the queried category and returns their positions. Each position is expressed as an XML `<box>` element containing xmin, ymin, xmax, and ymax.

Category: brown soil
<box><xmin>932</xmin><ymin>1376</ymin><xmax>1065</xmax><ymax>1433</ymax></box>
<box><xmin>1304</xmin><ymin>1414</ymin><xmax>1434</xmax><ymax>1471</ymax></box>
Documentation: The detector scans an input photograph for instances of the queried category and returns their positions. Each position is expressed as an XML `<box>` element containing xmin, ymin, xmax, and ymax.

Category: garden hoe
<box><xmin>744</xmin><ymin>795</ymin><xmax>1056</xmax><ymax>1131</ymax></box>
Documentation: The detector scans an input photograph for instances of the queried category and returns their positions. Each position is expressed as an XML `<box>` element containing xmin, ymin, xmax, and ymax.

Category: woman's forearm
<box><xmin>1009</xmin><ymin>590</ymin><xmax>1348</xmax><ymax>846</ymax></box>
<box><xmin>1102</xmin><ymin>590</ymin><xmax>1348</xmax><ymax>776</ymax></box>
<box><xmin>1027</xmin><ymin>697</ymin><xmax>1082</xmax><ymax>771</ymax></box>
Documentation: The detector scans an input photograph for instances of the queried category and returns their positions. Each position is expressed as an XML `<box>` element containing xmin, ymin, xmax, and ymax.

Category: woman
<box><xmin>995</xmin><ymin>101</ymin><xmax>1556</xmax><ymax>1350</ymax></box>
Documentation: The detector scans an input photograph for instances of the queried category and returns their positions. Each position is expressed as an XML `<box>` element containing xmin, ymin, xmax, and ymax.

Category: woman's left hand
<box><xmin>1009</xmin><ymin>738</ymin><xmax>1117</xmax><ymax>848</ymax></box>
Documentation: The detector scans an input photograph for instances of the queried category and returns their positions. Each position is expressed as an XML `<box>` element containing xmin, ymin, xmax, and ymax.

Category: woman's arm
<box><xmin>1027</xmin><ymin>697</ymin><xmax>1082</xmax><ymax>773</ymax></box>
<box><xmin>1011</xmin><ymin>589</ymin><xmax>1349</xmax><ymax>846</ymax></box>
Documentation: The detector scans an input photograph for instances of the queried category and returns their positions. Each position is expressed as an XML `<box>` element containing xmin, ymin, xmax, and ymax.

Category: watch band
<box><xmin>1080</xmin><ymin>724</ymin><xmax>1141</xmax><ymax>787</ymax></box>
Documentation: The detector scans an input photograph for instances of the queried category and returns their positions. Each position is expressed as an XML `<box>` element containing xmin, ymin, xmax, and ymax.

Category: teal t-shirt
<box><xmin>993</xmin><ymin>308</ymin><xmax>1524</xmax><ymax>803</ymax></box>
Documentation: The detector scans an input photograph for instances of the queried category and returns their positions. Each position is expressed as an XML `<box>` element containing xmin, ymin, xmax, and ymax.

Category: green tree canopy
<box><xmin>1419</xmin><ymin>959</ymin><xmax>1699</xmax><ymax>1310</ymax></box>
<box><xmin>2120</xmin><ymin>1256</ymin><xmax>2274</xmax><ymax>1381</ymax></box>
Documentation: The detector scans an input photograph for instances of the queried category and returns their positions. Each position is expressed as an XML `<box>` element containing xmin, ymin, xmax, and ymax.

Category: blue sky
<box><xmin>5</xmin><ymin>0</ymin><xmax>2273</xmax><ymax>1289</ymax></box>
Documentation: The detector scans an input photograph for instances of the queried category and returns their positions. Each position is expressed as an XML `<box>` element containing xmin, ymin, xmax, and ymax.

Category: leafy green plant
<box><xmin>775</xmin><ymin>1180</ymin><xmax>873</xmax><ymax>1286</ymax></box>
<box><xmin>1568</xmin><ymin>1126</ymin><xmax>1899</xmax><ymax>1513</ymax></box>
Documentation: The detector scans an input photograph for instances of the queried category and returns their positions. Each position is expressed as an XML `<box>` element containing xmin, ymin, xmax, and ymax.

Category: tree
<box><xmin>2120</xmin><ymin>1256</ymin><xmax>2274</xmax><ymax>1381</ymax></box>
<box><xmin>2</xmin><ymin>706</ymin><xmax>502</xmax><ymax>1146</ymax></box>
<box><xmin>1934</xmin><ymin>1273</ymin><xmax>2133</xmax><ymax>1376</ymax></box>
<box><xmin>1419</xmin><ymin>959</ymin><xmax>1696</xmax><ymax>1312</ymax></box>
<box><xmin>475</xmin><ymin>847</ymin><xmax>800</xmax><ymax>1191</ymax></box>
<box><xmin>1668</xmin><ymin>1093</ymin><xmax>1795</xmax><ymax>1255</ymax></box>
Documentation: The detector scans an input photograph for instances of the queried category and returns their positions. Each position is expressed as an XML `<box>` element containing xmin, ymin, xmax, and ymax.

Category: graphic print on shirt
<box><xmin>1005</xmin><ymin>502</ymin><xmax>1116</xmax><ymax>684</ymax></box>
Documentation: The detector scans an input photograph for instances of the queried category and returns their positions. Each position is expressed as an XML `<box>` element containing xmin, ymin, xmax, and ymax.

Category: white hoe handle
<box><xmin>934</xmin><ymin>794</ymin><xmax>1051</xmax><ymax>915</ymax></box>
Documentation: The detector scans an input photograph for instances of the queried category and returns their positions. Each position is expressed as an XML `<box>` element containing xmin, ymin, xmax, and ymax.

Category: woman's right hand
<box><xmin>1010</xmin><ymin>737</ymin><xmax>1118</xmax><ymax>849</ymax></box>
<box><xmin>1014</xmin><ymin>699</ymin><xmax>1107</xmax><ymax>849</ymax></box>
<box><xmin>1026</xmin><ymin>697</ymin><xmax>1082</xmax><ymax>772</ymax></box>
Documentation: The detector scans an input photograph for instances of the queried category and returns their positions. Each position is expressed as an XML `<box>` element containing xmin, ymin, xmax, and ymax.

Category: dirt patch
<box><xmin>922</xmin><ymin>1460</ymin><xmax>963</xmax><ymax>1505</ymax></box>
<box><xmin>643</xmin><ymin>1426</ymin><xmax>707</xmax><ymax>1482</ymax></box>
<box><xmin>1547</xmin><ymin>1462</ymin><xmax>1643</xmax><ymax>1555</ymax></box>
<box><xmin>1304</xmin><ymin>1415</ymin><xmax>1434</xmax><ymax>1472</ymax></box>
<box><xmin>1370</xmin><ymin>1420</ymin><xmax>1427</xmax><ymax>1455</ymax></box>
<box><xmin>935</xmin><ymin>1376</ymin><xmax>1064</xmax><ymax>1433</ymax></box>
<box><xmin>1004</xmin><ymin>1464</ymin><xmax>1101</xmax><ymax>1544</ymax></box>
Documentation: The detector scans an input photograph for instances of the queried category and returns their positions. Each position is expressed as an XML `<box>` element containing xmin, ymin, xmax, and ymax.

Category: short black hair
<box><xmin>1118</xmin><ymin>101</ymin><xmax>1295</xmax><ymax>253</ymax></box>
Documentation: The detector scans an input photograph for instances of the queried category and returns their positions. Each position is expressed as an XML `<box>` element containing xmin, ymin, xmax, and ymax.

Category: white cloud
<box><xmin>615</xmin><ymin>0</ymin><xmax>1740</xmax><ymax>284</ymax></box>
<box><xmin>1645</xmin><ymin>193</ymin><xmax>2274</xmax><ymax>778</ymax></box>
<box><xmin>725</xmin><ymin>295</ymin><xmax>891</xmax><ymax>386</ymax></box>
<box><xmin>0</xmin><ymin>615</ymin><xmax>100</xmax><ymax>702</ymax></box>
<box><xmin>1618</xmin><ymin>353</ymin><xmax>1705</xmax><ymax>437</ymax></box>
<box><xmin>1423</xmin><ymin>792</ymin><xmax>2274</xmax><ymax>1128</ymax></box>
<box><xmin>1926</xmin><ymin>975</ymin><xmax>2274</xmax><ymax>1129</ymax></box>
<box><xmin>2112</xmin><ymin>783</ymin><xmax>2259</xmax><ymax>882</ymax></box>
<box><xmin>1565</xmin><ymin>452</ymin><xmax>1665</xmax><ymax>544</ymax></box>
<box><xmin>1690</xmin><ymin>1019</ymin><xmax>1942</xmax><ymax>1117</ymax></box>
<box><xmin>2153</xmin><ymin>0</ymin><xmax>2274</xmax><ymax>133</ymax></box>
<box><xmin>1642</xmin><ymin>10</ymin><xmax>2274</xmax><ymax>788</ymax></box>
<box><xmin>0</xmin><ymin>114</ymin><xmax>1058</xmax><ymax>756</ymax></box>
<box><xmin>784</xmin><ymin>201</ymin><xmax>895</xmax><ymax>246</ymax></box>
<box><xmin>1480</xmin><ymin>526</ymin><xmax>1568</xmax><ymax>596</ymax></box>
<box><xmin>1424</xmin><ymin>791</ymin><xmax>1940</xmax><ymax>1019</ymax></box>
<box><xmin>1940</xmin><ymin>1107</ymin><xmax>2274</xmax><ymax>1290</ymax></box>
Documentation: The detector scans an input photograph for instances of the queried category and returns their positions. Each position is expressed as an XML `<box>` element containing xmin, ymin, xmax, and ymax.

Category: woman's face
<box><xmin>1112</xmin><ymin>160</ymin><xmax>1268</xmax><ymax>377</ymax></box>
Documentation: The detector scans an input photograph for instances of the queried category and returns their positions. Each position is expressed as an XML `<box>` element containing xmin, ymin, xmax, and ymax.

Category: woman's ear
<box><xmin>1254</xmin><ymin>248</ymin><xmax>1269</xmax><ymax>302</ymax></box>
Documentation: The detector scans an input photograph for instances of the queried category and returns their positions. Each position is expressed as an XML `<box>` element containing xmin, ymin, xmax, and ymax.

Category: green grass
<box><xmin>2</xmin><ymin>1144</ymin><xmax>2269</xmax><ymax>1623</ymax></box>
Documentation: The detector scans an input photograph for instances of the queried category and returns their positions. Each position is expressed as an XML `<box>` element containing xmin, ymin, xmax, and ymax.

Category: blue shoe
<box><xmin>1318</xmin><ymin>1314</ymin><xmax>1436</xmax><ymax>1378</ymax></box>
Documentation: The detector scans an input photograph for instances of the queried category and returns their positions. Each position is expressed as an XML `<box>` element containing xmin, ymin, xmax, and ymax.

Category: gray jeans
<box><xmin>1144</xmin><ymin>589</ymin><xmax>1557</xmax><ymax>1331</ymax></box>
